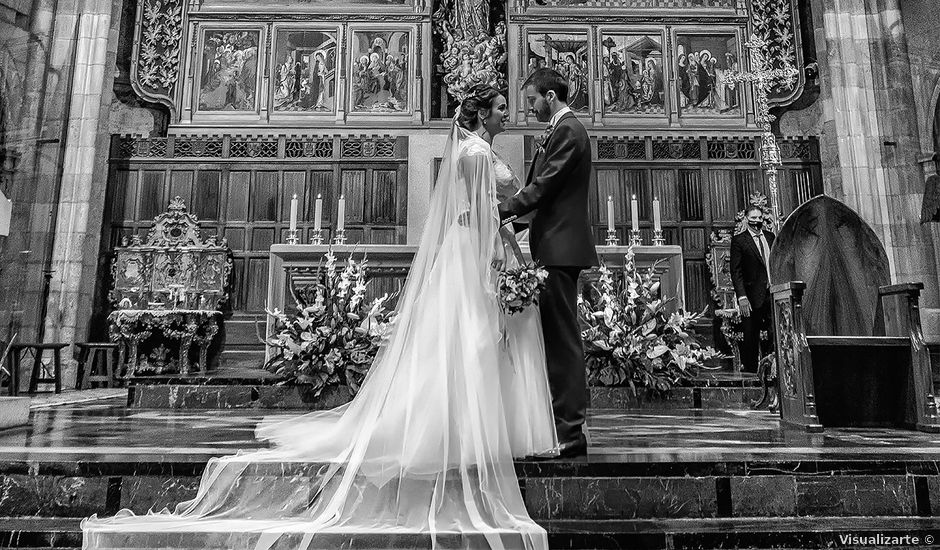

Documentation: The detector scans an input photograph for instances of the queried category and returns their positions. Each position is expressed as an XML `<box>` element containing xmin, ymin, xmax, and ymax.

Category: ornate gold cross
<box><xmin>721</xmin><ymin>34</ymin><xmax>799</xmax><ymax>229</ymax></box>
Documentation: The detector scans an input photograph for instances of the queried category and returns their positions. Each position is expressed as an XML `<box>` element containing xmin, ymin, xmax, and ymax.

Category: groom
<box><xmin>498</xmin><ymin>68</ymin><xmax>598</xmax><ymax>458</ymax></box>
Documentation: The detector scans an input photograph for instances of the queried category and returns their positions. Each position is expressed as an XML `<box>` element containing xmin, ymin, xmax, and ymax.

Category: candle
<box><xmin>653</xmin><ymin>196</ymin><xmax>661</xmax><ymax>232</ymax></box>
<box><xmin>337</xmin><ymin>194</ymin><xmax>346</xmax><ymax>232</ymax></box>
<box><xmin>314</xmin><ymin>193</ymin><xmax>323</xmax><ymax>231</ymax></box>
<box><xmin>289</xmin><ymin>193</ymin><xmax>298</xmax><ymax>233</ymax></box>
<box><xmin>606</xmin><ymin>195</ymin><xmax>615</xmax><ymax>232</ymax></box>
<box><xmin>631</xmin><ymin>194</ymin><xmax>639</xmax><ymax>232</ymax></box>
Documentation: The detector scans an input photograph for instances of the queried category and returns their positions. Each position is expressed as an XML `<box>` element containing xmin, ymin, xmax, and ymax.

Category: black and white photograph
<box><xmin>3</xmin><ymin>0</ymin><xmax>940</xmax><ymax>548</ymax></box>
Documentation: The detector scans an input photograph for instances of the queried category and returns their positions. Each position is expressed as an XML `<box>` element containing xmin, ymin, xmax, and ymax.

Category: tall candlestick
<box><xmin>607</xmin><ymin>195</ymin><xmax>615</xmax><ymax>232</ymax></box>
<box><xmin>631</xmin><ymin>194</ymin><xmax>639</xmax><ymax>232</ymax></box>
<box><xmin>653</xmin><ymin>196</ymin><xmax>661</xmax><ymax>231</ymax></box>
<box><xmin>337</xmin><ymin>194</ymin><xmax>346</xmax><ymax>232</ymax></box>
<box><xmin>314</xmin><ymin>193</ymin><xmax>323</xmax><ymax>231</ymax></box>
<box><xmin>289</xmin><ymin>194</ymin><xmax>298</xmax><ymax>232</ymax></box>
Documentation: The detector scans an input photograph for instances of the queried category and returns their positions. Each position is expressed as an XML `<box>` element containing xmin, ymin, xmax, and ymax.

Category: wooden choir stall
<box><xmin>770</xmin><ymin>195</ymin><xmax>940</xmax><ymax>433</ymax></box>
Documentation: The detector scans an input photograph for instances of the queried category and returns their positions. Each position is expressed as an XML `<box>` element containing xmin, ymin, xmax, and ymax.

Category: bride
<box><xmin>82</xmin><ymin>83</ymin><xmax>557</xmax><ymax>550</ymax></box>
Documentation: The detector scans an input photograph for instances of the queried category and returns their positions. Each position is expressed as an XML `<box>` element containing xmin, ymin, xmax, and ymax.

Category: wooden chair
<box><xmin>770</xmin><ymin>195</ymin><xmax>940</xmax><ymax>432</ymax></box>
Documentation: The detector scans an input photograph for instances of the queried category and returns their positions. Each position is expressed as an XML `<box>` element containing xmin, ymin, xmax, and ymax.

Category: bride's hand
<box><xmin>491</xmin><ymin>239</ymin><xmax>506</xmax><ymax>271</ymax></box>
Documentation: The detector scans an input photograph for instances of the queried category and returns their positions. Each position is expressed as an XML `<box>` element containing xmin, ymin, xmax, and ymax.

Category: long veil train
<box><xmin>81</xmin><ymin>121</ymin><xmax>550</xmax><ymax>550</ymax></box>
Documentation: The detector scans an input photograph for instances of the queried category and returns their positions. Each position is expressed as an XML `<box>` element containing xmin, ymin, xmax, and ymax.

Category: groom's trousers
<box><xmin>540</xmin><ymin>266</ymin><xmax>587</xmax><ymax>445</ymax></box>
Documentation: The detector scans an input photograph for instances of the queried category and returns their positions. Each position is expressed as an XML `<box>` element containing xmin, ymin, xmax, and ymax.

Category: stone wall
<box><xmin>0</xmin><ymin>0</ymin><xmax>124</xmax><ymax>385</ymax></box>
<box><xmin>811</xmin><ymin>0</ymin><xmax>940</xmax><ymax>337</ymax></box>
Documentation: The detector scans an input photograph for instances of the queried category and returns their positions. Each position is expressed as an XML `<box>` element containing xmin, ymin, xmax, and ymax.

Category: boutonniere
<box><xmin>534</xmin><ymin>125</ymin><xmax>554</xmax><ymax>155</ymax></box>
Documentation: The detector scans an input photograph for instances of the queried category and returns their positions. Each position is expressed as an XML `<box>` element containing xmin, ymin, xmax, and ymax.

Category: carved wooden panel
<box><xmin>104</xmin><ymin>135</ymin><xmax>409</xmax><ymax>320</ymax></box>
<box><xmin>651</xmin><ymin>170</ymin><xmax>679</xmax><ymax>222</ymax></box>
<box><xmin>677</xmin><ymin>169</ymin><xmax>703</xmax><ymax>221</ymax></box>
<box><xmin>708</xmin><ymin>169</ymin><xmax>737</xmax><ymax>222</ymax></box>
<box><xmin>132</xmin><ymin>0</ymin><xmax>184</xmax><ymax>111</ymax></box>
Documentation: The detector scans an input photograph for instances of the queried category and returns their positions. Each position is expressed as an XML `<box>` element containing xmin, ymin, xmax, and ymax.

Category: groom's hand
<box><xmin>457</xmin><ymin>211</ymin><xmax>470</xmax><ymax>227</ymax></box>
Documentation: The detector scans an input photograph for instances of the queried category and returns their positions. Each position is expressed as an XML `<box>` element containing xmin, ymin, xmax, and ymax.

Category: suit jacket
<box><xmin>730</xmin><ymin>229</ymin><xmax>776</xmax><ymax>309</ymax></box>
<box><xmin>498</xmin><ymin>112</ymin><xmax>598</xmax><ymax>268</ymax></box>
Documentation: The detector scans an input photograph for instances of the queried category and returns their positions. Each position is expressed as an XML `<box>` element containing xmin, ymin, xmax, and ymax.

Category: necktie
<box><xmin>755</xmin><ymin>233</ymin><xmax>771</xmax><ymax>282</ymax></box>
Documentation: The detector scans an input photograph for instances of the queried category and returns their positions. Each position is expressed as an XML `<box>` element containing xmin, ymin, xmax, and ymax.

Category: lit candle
<box><xmin>289</xmin><ymin>193</ymin><xmax>298</xmax><ymax>233</ymax></box>
<box><xmin>653</xmin><ymin>196</ymin><xmax>661</xmax><ymax>232</ymax></box>
<box><xmin>337</xmin><ymin>194</ymin><xmax>346</xmax><ymax>232</ymax></box>
<box><xmin>607</xmin><ymin>195</ymin><xmax>615</xmax><ymax>232</ymax></box>
<box><xmin>314</xmin><ymin>193</ymin><xmax>323</xmax><ymax>231</ymax></box>
<box><xmin>631</xmin><ymin>194</ymin><xmax>639</xmax><ymax>232</ymax></box>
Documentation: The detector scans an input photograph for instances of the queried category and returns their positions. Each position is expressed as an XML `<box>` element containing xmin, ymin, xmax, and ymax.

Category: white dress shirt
<box><xmin>547</xmin><ymin>106</ymin><xmax>573</xmax><ymax>130</ymax></box>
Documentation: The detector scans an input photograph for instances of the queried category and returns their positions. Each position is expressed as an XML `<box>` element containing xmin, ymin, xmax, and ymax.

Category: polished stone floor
<box><xmin>6</xmin><ymin>397</ymin><xmax>940</xmax><ymax>464</ymax></box>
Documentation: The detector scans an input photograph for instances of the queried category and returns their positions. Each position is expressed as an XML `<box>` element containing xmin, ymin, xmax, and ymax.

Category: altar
<box><xmin>266</xmin><ymin>243</ymin><xmax>684</xmax><ymax>354</ymax></box>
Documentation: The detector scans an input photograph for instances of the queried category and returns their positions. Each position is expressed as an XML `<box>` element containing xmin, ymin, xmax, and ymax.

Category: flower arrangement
<box><xmin>579</xmin><ymin>248</ymin><xmax>723</xmax><ymax>392</ymax></box>
<box><xmin>497</xmin><ymin>263</ymin><xmax>549</xmax><ymax>315</ymax></box>
<box><xmin>264</xmin><ymin>251</ymin><xmax>395</xmax><ymax>397</ymax></box>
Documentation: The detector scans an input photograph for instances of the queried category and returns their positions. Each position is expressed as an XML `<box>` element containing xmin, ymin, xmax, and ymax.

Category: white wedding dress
<box><xmin>82</xmin><ymin>123</ymin><xmax>557</xmax><ymax>550</ymax></box>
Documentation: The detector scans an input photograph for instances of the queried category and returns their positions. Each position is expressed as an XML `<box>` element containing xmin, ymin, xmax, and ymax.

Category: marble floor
<box><xmin>5</xmin><ymin>397</ymin><xmax>940</xmax><ymax>464</ymax></box>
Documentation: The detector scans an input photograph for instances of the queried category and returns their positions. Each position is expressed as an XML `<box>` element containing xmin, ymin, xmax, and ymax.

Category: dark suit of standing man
<box><xmin>730</xmin><ymin>205</ymin><xmax>776</xmax><ymax>373</ymax></box>
<box><xmin>498</xmin><ymin>68</ymin><xmax>598</xmax><ymax>458</ymax></box>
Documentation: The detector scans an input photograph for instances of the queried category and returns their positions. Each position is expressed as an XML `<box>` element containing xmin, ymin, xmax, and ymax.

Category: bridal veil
<box><xmin>82</xmin><ymin>121</ymin><xmax>549</xmax><ymax>550</ymax></box>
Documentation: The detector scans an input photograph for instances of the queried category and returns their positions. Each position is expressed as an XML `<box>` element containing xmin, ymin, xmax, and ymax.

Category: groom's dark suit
<box><xmin>498</xmin><ymin>111</ymin><xmax>598</xmax><ymax>449</ymax></box>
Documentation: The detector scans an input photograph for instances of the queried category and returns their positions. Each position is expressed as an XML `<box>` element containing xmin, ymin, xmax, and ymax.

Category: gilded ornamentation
<box><xmin>133</xmin><ymin>0</ymin><xmax>185</xmax><ymax>109</ymax></box>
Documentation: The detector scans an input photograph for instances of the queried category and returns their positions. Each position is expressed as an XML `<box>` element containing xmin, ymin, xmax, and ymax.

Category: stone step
<box><xmin>127</xmin><ymin>374</ymin><xmax>767</xmax><ymax>411</ymax></box>
<box><xmin>2</xmin><ymin>456</ymin><xmax>933</xmax><ymax>521</ymax></box>
<box><xmin>6</xmin><ymin>516</ymin><xmax>940</xmax><ymax>550</ymax></box>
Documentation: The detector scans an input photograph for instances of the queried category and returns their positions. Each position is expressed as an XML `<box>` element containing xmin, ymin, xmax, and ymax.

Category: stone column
<box><xmin>42</xmin><ymin>0</ymin><xmax>119</xmax><ymax>384</ymax></box>
<box><xmin>0</xmin><ymin>0</ymin><xmax>60</xmax><ymax>344</ymax></box>
<box><xmin>816</xmin><ymin>0</ymin><xmax>940</xmax><ymax>334</ymax></box>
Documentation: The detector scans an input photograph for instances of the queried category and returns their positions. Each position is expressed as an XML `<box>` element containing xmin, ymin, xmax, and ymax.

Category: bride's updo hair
<box><xmin>457</xmin><ymin>84</ymin><xmax>501</xmax><ymax>130</ymax></box>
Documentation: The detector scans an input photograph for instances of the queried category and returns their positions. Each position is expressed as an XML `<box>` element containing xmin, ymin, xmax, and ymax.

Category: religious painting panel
<box><xmin>197</xmin><ymin>29</ymin><xmax>261</xmax><ymax>112</ymax></box>
<box><xmin>349</xmin><ymin>29</ymin><xmax>412</xmax><ymax>114</ymax></box>
<box><xmin>272</xmin><ymin>28</ymin><xmax>339</xmax><ymax>114</ymax></box>
<box><xmin>527</xmin><ymin>0</ymin><xmax>734</xmax><ymax>10</ymax></box>
<box><xmin>599</xmin><ymin>32</ymin><xmax>666</xmax><ymax>116</ymax></box>
<box><xmin>199</xmin><ymin>0</ymin><xmax>410</xmax><ymax>8</ymax></box>
<box><xmin>524</xmin><ymin>31</ymin><xmax>590</xmax><ymax>114</ymax></box>
<box><xmin>674</xmin><ymin>32</ymin><xmax>741</xmax><ymax>117</ymax></box>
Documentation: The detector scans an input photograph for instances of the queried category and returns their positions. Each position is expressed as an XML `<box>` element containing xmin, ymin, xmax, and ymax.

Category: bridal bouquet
<box><xmin>265</xmin><ymin>251</ymin><xmax>396</xmax><ymax>397</ymax></box>
<box><xmin>497</xmin><ymin>263</ymin><xmax>549</xmax><ymax>315</ymax></box>
<box><xmin>579</xmin><ymin>248</ymin><xmax>723</xmax><ymax>392</ymax></box>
